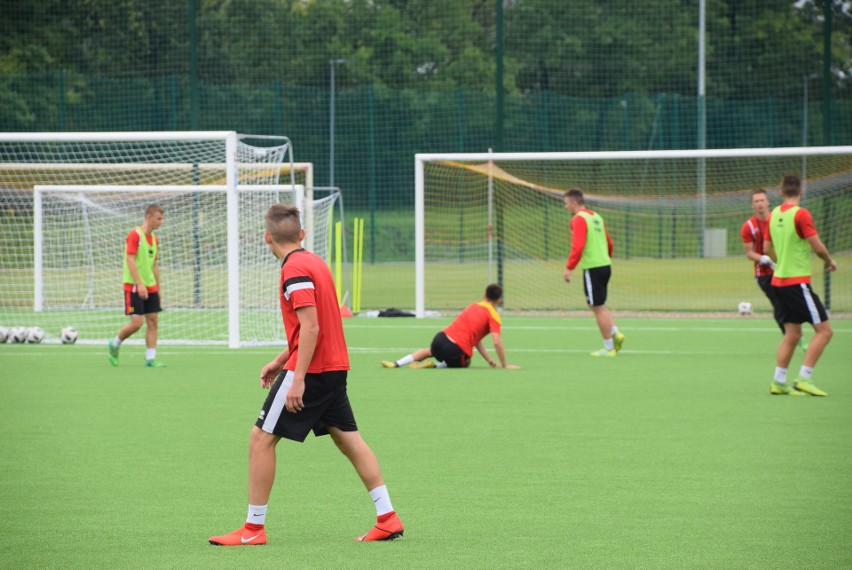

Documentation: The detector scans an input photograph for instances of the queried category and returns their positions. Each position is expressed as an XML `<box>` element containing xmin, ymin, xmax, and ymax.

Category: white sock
<box><xmin>146</xmin><ymin>348</ymin><xmax>156</xmax><ymax>361</ymax></box>
<box><xmin>611</xmin><ymin>326</ymin><xmax>619</xmax><ymax>335</ymax></box>
<box><xmin>246</xmin><ymin>503</ymin><xmax>267</xmax><ymax>525</ymax></box>
<box><xmin>774</xmin><ymin>367</ymin><xmax>788</xmax><ymax>383</ymax></box>
<box><xmin>113</xmin><ymin>336</ymin><xmax>122</xmax><ymax>347</ymax></box>
<box><xmin>603</xmin><ymin>338</ymin><xmax>614</xmax><ymax>351</ymax></box>
<box><xmin>435</xmin><ymin>361</ymin><xmax>448</xmax><ymax>368</ymax></box>
<box><xmin>798</xmin><ymin>365</ymin><xmax>814</xmax><ymax>380</ymax></box>
<box><xmin>396</xmin><ymin>355</ymin><xmax>415</xmax><ymax>367</ymax></box>
<box><xmin>369</xmin><ymin>485</ymin><xmax>394</xmax><ymax>516</ymax></box>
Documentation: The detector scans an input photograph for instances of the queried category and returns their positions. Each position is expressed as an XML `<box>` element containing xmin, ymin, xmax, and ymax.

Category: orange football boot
<box><xmin>209</xmin><ymin>524</ymin><xmax>267</xmax><ymax>546</ymax></box>
<box><xmin>355</xmin><ymin>511</ymin><xmax>404</xmax><ymax>541</ymax></box>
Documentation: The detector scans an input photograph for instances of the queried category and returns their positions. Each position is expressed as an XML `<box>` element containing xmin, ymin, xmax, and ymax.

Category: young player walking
<box><xmin>209</xmin><ymin>204</ymin><xmax>404</xmax><ymax>545</ymax></box>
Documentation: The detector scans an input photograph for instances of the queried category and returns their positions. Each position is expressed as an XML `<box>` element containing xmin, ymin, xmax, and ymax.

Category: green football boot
<box><xmin>793</xmin><ymin>379</ymin><xmax>827</xmax><ymax>397</ymax></box>
<box><xmin>107</xmin><ymin>340</ymin><xmax>120</xmax><ymax>366</ymax></box>
<box><xmin>770</xmin><ymin>381</ymin><xmax>805</xmax><ymax>396</ymax></box>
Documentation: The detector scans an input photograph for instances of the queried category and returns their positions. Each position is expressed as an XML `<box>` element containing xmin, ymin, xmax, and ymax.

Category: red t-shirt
<box><xmin>740</xmin><ymin>215</ymin><xmax>773</xmax><ymax>278</ymax></box>
<box><xmin>123</xmin><ymin>228</ymin><xmax>159</xmax><ymax>293</ymax></box>
<box><xmin>766</xmin><ymin>204</ymin><xmax>818</xmax><ymax>287</ymax></box>
<box><xmin>566</xmin><ymin>209</ymin><xmax>614</xmax><ymax>270</ymax></box>
<box><xmin>443</xmin><ymin>302</ymin><xmax>502</xmax><ymax>357</ymax></box>
<box><xmin>278</xmin><ymin>248</ymin><xmax>349</xmax><ymax>373</ymax></box>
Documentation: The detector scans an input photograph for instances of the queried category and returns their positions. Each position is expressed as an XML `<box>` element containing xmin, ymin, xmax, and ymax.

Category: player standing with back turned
<box><xmin>765</xmin><ymin>175</ymin><xmax>836</xmax><ymax>396</ymax></box>
<box><xmin>562</xmin><ymin>189</ymin><xmax>625</xmax><ymax>357</ymax></box>
<box><xmin>209</xmin><ymin>204</ymin><xmax>404</xmax><ymax>546</ymax></box>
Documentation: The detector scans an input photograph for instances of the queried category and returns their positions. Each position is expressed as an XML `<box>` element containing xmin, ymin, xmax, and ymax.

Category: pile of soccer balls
<box><xmin>0</xmin><ymin>326</ymin><xmax>78</xmax><ymax>344</ymax></box>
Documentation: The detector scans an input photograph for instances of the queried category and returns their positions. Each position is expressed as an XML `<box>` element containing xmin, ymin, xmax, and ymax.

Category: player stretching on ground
<box><xmin>741</xmin><ymin>189</ymin><xmax>806</xmax><ymax>351</ymax></box>
<box><xmin>765</xmin><ymin>175</ymin><xmax>836</xmax><ymax>396</ymax></box>
<box><xmin>108</xmin><ymin>204</ymin><xmax>166</xmax><ymax>368</ymax></box>
<box><xmin>381</xmin><ymin>284</ymin><xmax>519</xmax><ymax>369</ymax></box>
<box><xmin>209</xmin><ymin>204</ymin><xmax>404</xmax><ymax>546</ymax></box>
<box><xmin>562</xmin><ymin>189</ymin><xmax>625</xmax><ymax>357</ymax></box>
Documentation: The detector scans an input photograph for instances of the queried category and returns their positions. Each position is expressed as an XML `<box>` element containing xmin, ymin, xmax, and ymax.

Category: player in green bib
<box><xmin>107</xmin><ymin>204</ymin><xmax>167</xmax><ymax>368</ymax></box>
<box><xmin>563</xmin><ymin>189</ymin><xmax>625</xmax><ymax>357</ymax></box>
<box><xmin>765</xmin><ymin>175</ymin><xmax>836</xmax><ymax>396</ymax></box>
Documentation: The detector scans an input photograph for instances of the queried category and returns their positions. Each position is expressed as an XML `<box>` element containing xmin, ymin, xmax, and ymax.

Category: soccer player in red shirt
<box><xmin>107</xmin><ymin>204</ymin><xmax>166</xmax><ymax>367</ymax></box>
<box><xmin>381</xmin><ymin>284</ymin><xmax>519</xmax><ymax>369</ymax></box>
<box><xmin>563</xmin><ymin>189</ymin><xmax>625</xmax><ymax>357</ymax></box>
<box><xmin>765</xmin><ymin>175</ymin><xmax>837</xmax><ymax>397</ymax></box>
<box><xmin>741</xmin><ymin>189</ymin><xmax>786</xmax><ymax>335</ymax></box>
<box><xmin>209</xmin><ymin>205</ymin><xmax>404</xmax><ymax>546</ymax></box>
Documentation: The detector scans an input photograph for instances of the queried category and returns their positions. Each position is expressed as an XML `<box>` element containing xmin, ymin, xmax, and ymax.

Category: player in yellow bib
<box><xmin>107</xmin><ymin>204</ymin><xmax>166</xmax><ymax>368</ymax></box>
<box><xmin>563</xmin><ymin>189</ymin><xmax>625</xmax><ymax>357</ymax></box>
<box><xmin>765</xmin><ymin>176</ymin><xmax>837</xmax><ymax>396</ymax></box>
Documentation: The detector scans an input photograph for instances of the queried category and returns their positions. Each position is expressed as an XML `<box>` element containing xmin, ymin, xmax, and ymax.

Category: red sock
<box><xmin>245</xmin><ymin>522</ymin><xmax>264</xmax><ymax>531</ymax></box>
<box><xmin>377</xmin><ymin>511</ymin><xmax>396</xmax><ymax>523</ymax></box>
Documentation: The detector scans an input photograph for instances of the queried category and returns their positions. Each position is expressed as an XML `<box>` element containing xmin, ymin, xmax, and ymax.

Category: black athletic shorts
<box><xmin>124</xmin><ymin>289</ymin><xmax>162</xmax><ymax>316</ymax></box>
<box><xmin>255</xmin><ymin>369</ymin><xmax>357</xmax><ymax>442</ymax></box>
<box><xmin>756</xmin><ymin>275</ymin><xmax>784</xmax><ymax>330</ymax></box>
<box><xmin>582</xmin><ymin>265</ymin><xmax>611</xmax><ymax>307</ymax></box>
<box><xmin>430</xmin><ymin>331</ymin><xmax>470</xmax><ymax>368</ymax></box>
<box><xmin>773</xmin><ymin>283</ymin><xmax>829</xmax><ymax>325</ymax></box>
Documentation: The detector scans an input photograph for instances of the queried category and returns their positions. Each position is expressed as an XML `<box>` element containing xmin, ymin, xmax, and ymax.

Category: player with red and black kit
<box><xmin>741</xmin><ymin>189</ymin><xmax>785</xmax><ymax>334</ymax></box>
<box><xmin>209</xmin><ymin>204</ymin><xmax>404</xmax><ymax>546</ymax></box>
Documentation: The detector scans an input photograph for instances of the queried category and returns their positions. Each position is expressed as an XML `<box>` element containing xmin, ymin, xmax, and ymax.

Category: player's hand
<box><xmin>826</xmin><ymin>259</ymin><xmax>837</xmax><ymax>272</ymax></box>
<box><xmin>259</xmin><ymin>361</ymin><xmax>282</xmax><ymax>389</ymax></box>
<box><xmin>285</xmin><ymin>378</ymin><xmax>305</xmax><ymax>413</ymax></box>
<box><xmin>504</xmin><ymin>364</ymin><xmax>521</xmax><ymax>369</ymax></box>
<box><xmin>487</xmin><ymin>359</ymin><xmax>498</xmax><ymax>368</ymax></box>
<box><xmin>563</xmin><ymin>268</ymin><xmax>572</xmax><ymax>283</ymax></box>
<box><xmin>137</xmin><ymin>284</ymin><xmax>149</xmax><ymax>299</ymax></box>
<box><xmin>758</xmin><ymin>255</ymin><xmax>773</xmax><ymax>266</ymax></box>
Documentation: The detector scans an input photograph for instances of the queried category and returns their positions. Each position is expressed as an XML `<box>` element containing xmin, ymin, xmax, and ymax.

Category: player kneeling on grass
<box><xmin>381</xmin><ymin>284</ymin><xmax>520</xmax><ymax>370</ymax></box>
<box><xmin>209</xmin><ymin>205</ymin><xmax>404</xmax><ymax>546</ymax></box>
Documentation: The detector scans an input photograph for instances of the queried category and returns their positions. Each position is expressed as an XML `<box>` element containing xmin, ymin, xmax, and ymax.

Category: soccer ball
<box><xmin>26</xmin><ymin>326</ymin><xmax>45</xmax><ymax>343</ymax></box>
<box><xmin>737</xmin><ymin>301</ymin><xmax>753</xmax><ymax>316</ymax></box>
<box><xmin>9</xmin><ymin>327</ymin><xmax>27</xmax><ymax>343</ymax></box>
<box><xmin>0</xmin><ymin>326</ymin><xmax>7</xmax><ymax>343</ymax></box>
<box><xmin>60</xmin><ymin>326</ymin><xmax>79</xmax><ymax>345</ymax></box>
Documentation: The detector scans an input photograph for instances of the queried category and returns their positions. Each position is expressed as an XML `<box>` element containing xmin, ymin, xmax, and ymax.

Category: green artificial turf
<box><xmin>1</xmin><ymin>317</ymin><xmax>850</xmax><ymax>569</ymax></box>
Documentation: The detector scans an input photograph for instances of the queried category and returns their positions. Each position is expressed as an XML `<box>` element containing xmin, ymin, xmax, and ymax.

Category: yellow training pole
<box><xmin>334</xmin><ymin>220</ymin><xmax>342</xmax><ymax>304</ymax></box>
<box><xmin>352</xmin><ymin>217</ymin><xmax>360</xmax><ymax>313</ymax></box>
<box><xmin>356</xmin><ymin>217</ymin><xmax>365</xmax><ymax>313</ymax></box>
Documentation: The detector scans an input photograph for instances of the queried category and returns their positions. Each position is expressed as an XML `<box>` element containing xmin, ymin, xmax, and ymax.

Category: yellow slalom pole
<box><xmin>356</xmin><ymin>217</ymin><xmax>365</xmax><ymax>313</ymax></box>
<box><xmin>334</xmin><ymin>220</ymin><xmax>342</xmax><ymax>304</ymax></box>
<box><xmin>352</xmin><ymin>217</ymin><xmax>360</xmax><ymax>314</ymax></box>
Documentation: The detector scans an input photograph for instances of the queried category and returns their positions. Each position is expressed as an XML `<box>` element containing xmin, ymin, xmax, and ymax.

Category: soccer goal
<box><xmin>415</xmin><ymin>147</ymin><xmax>852</xmax><ymax>317</ymax></box>
<box><xmin>0</xmin><ymin>131</ymin><xmax>338</xmax><ymax>346</ymax></box>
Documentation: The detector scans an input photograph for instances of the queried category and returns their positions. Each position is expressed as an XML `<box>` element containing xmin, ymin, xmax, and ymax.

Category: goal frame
<box><xmin>414</xmin><ymin>145</ymin><xmax>852</xmax><ymax>317</ymax></box>
<box><xmin>1</xmin><ymin>131</ymin><xmax>302</xmax><ymax>347</ymax></box>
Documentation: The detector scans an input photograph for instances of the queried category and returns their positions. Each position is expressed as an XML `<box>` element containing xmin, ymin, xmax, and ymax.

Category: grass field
<box><xmin>2</xmin><ymin>316</ymin><xmax>851</xmax><ymax>569</ymax></box>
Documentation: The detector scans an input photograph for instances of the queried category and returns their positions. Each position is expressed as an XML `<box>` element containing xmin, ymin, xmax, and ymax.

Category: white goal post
<box><xmin>415</xmin><ymin>146</ymin><xmax>852</xmax><ymax>317</ymax></box>
<box><xmin>0</xmin><ymin>131</ymin><xmax>335</xmax><ymax>347</ymax></box>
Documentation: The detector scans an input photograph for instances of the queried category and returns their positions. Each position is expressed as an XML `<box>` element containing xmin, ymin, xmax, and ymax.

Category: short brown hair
<box><xmin>145</xmin><ymin>204</ymin><xmax>163</xmax><ymax>217</ymax></box>
<box><xmin>265</xmin><ymin>204</ymin><xmax>302</xmax><ymax>244</ymax></box>
<box><xmin>750</xmin><ymin>189</ymin><xmax>768</xmax><ymax>198</ymax></box>
<box><xmin>780</xmin><ymin>175</ymin><xmax>801</xmax><ymax>198</ymax></box>
<box><xmin>485</xmin><ymin>283</ymin><xmax>503</xmax><ymax>302</ymax></box>
<box><xmin>564</xmin><ymin>188</ymin><xmax>584</xmax><ymax>205</ymax></box>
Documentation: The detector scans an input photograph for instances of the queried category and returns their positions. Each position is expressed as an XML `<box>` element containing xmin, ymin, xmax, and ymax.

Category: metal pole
<box><xmin>801</xmin><ymin>74</ymin><xmax>817</xmax><ymax>203</ymax></box>
<box><xmin>329</xmin><ymin>59</ymin><xmax>345</xmax><ymax>187</ymax></box>
<box><xmin>697</xmin><ymin>0</ymin><xmax>707</xmax><ymax>258</ymax></box>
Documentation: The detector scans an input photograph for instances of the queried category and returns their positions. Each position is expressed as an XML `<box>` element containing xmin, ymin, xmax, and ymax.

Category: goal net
<box><xmin>415</xmin><ymin>147</ymin><xmax>852</xmax><ymax>317</ymax></box>
<box><xmin>0</xmin><ymin>131</ymin><xmax>337</xmax><ymax>346</ymax></box>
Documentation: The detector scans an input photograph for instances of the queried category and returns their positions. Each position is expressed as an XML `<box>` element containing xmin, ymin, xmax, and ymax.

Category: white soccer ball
<box><xmin>738</xmin><ymin>301</ymin><xmax>753</xmax><ymax>316</ymax></box>
<box><xmin>60</xmin><ymin>326</ymin><xmax>79</xmax><ymax>345</ymax></box>
<box><xmin>0</xmin><ymin>326</ymin><xmax>8</xmax><ymax>343</ymax></box>
<box><xmin>9</xmin><ymin>327</ymin><xmax>27</xmax><ymax>343</ymax></box>
<box><xmin>26</xmin><ymin>326</ymin><xmax>45</xmax><ymax>344</ymax></box>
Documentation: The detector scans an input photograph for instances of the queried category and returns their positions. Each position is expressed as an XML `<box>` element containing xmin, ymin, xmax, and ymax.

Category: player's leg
<box><xmin>770</xmin><ymin>322</ymin><xmax>805</xmax><ymax>395</ymax></box>
<box><xmin>329</xmin><ymin>427</ymin><xmax>404</xmax><ymax>541</ymax></box>
<box><xmin>109</xmin><ymin>313</ymin><xmax>143</xmax><ymax>366</ymax></box>
<box><xmin>793</xmin><ymin>285</ymin><xmax>832</xmax><ymax>396</ymax></box>
<box><xmin>382</xmin><ymin>346</ymin><xmax>431</xmax><ymax>368</ymax></box>
<box><xmin>585</xmin><ymin>267</ymin><xmax>619</xmax><ymax>356</ymax></box>
<box><xmin>757</xmin><ymin>276</ymin><xmax>786</xmax><ymax>335</ymax></box>
<box><xmin>142</xmin><ymin>293</ymin><xmax>166</xmax><ymax>367</ymax></box>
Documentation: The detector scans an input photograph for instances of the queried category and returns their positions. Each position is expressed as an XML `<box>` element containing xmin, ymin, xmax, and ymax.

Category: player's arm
<box><xmin>474</xmin><ymin>341</ymin><xmax>497</xmax><ymax>368</ymax></box>
<box><xmin>564</xmin><ymin>216</ymin><xmax>587</xmax><ymax>283</ymax></box>
<box><xmin>743</xmin><ymin>241</ymin><xmax>774</xmax><ymax>267</ymax></box>
<box><xmin>490</xmin><ymin>332</ymin><xmax>520</xmax><ymax>369</ymax></box>
<box><xmin>260</xmin><ymin>347</ymin><xmax>291</xmax><ymax>389</ymax></box>
<box><xmin>125</xmin><ymin>254</ymin><xmax>148</xmax><ymax>299</ymax></box>
<box><xmin>285</xmin><ymin>305</ymin><xmax>319</xmax><ymax>413</ymax></box>
<box><xmin>806</xmin><ymin>234</ymin><xmax>837</xmax><ymax>272</ymax></box>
